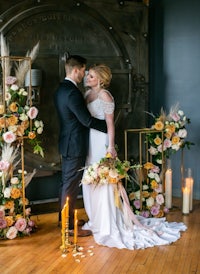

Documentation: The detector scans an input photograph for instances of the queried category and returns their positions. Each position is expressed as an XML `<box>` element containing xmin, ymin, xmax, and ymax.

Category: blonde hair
<box><xmin>89</xmin><ymin>64</ymin><xmax>112</xmax><ymax>88</ymax></box>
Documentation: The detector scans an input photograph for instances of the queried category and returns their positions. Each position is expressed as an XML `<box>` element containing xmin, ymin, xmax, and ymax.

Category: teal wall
<box><xmin>149</xmin><ymin>0</ymin><xmax>200</xmax><ymax>198</ymax></box>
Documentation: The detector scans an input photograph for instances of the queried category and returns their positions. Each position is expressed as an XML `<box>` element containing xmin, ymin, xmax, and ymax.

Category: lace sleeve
<box><xmin>101</xmin><ymin>100</ymin><xmax>115</xmax><ymax>114</ymax></box>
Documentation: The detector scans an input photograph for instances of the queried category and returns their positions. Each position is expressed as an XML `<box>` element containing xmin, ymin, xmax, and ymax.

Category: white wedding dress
<box><xmin>82</xmin><ymin>91</ymin><xmax>187</xmax><ymax>250</ymax></box>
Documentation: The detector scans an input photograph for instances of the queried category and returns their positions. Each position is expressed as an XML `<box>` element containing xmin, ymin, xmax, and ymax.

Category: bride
<box><xmin>82</xmin><ymin>64</ymin><xmax>187</xmax><ymax>250</ymax></box>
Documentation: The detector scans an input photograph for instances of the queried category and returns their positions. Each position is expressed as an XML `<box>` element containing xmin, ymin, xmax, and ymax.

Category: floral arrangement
<box><xmin>0</xmin><ymin>36</ymin><xmax>43</xmax><ymax>239</ymax></box>
<box><xmin>128</xmin><ymin>162</ymin><xmax>167</xmax><ymax>218</ymax></box>
<box><xmin>0</xmin><ymin>144</ymin><xmax>36</xmax><ymax>239</ymax></box>
<box><xmin>0</xmin><ymin>75</ymin><xmax>44</xmax><ymax>157</ymax></box>
<box><xmin>127</xmin><ymin>105</ymin><xmax>193</xmax><ymax>218</ymax></box>
<box><xmin>146</xmin><ymin>105</ymin><xmax>193</xmax><ymax>163</ymax></box>
<box><xmin>82</xmin><ymin>153</ymin><xmax>140</xmax><ymax>186</ymax></box>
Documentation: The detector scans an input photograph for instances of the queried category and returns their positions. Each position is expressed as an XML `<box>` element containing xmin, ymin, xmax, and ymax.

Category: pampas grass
<box><xmin>24</xmin><ymin>168</ymin><xmax>36</xmax><ymax>187</ymax></box>
<box><xmin>1</xmin><ymin>143</ymin><xmax>19</xmax><ymax>167</ymax></box>
<box><xmin>15</xmin><ymin>41</ymin><xmax>40</xmax><ymax>87</ymax></box>
<box><xmin>0</xmin><ymin>33</ymin><xmax>11</xmax><ymax>79</ymax></box>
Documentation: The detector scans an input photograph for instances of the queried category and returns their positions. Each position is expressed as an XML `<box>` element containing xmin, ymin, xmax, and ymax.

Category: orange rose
<box><xmin>172</xmin><ymin>135</ymin><xmax>180</xmax><ymax>145</ymax></box>
<box><xmin>165</xmin><ymin>131</ymin><xmax>172</xmax><ymax>139</ymax></box>
<box><xmin>7</xmin><ymin>115</ymin><xmax>18</xmax><ymax>126</ymax></box>
<box><xmin>5</xmin><ymin>216</ymin><xmax>14</xmax><ymax>227</ymax></box>
<box><xmin>150</xmin><ymin>191</ymin><xmax>158</xmax><ymax>198</ymax></box>
<box><xmin>28</xmin><ymin>131</ymin><xmax>36</xmax><ymax>139</ymax></box>
<box><xmin>155</xmin><ymin>210</ymin><xmax>164</xmax><ymax>218</ymax></box>
<box><xmin>129</xmin><ymin>192</ymin><xmax>136</xmax><ymax>201</ymax></box>
<box><xmin>150</xmin><ymin>180</ymin><xmax>158</xmax><ymax>189</ymax></box>
<box><xmin>16</xmin><ymin>214</ymin><xmax>23</xmax><ymax>220</ymax></box>
<box><xmin>9</xmin><ymin>102</ymin><xmax>18</xmax><ymax>112</ymax></box>
<box><xmin>154</xmin><ymin>120</ymin><xmax>164</xmax><ymax>131</ymax></box>
<box><xmin>144</xmin><ymin>162</ymin><xmax>154</xmax><ymax>170</ymax></box>
<box><xmin>108</xmin><ymin>177</ymin><xmax>118</xmax><ymax>184</ymax></box>
<box><xmin>21</xmin><ymin>120</ymin><xmax>29</xmax><ymax>130</ymax></box>
<box><xmin>0</xmin><ymin>117</ymin><xmax>6</xmax><ymax>129</ymax></box>
<box><xmin>142</xmin><ymin>191</ymin><xmax>150</xmax><ymax>198</ymax></box>
<box><xmin>165</xmin><ymin>124</ymin><xmax>176</xmax><ymax>134</ymax></box>
<box><xmin>16</xmin><ymin>125</ymin><xmax>25</xmax><ymax>137</ymax></box>
<box><xmin>5</xmin><ymin>200</ymin><xmax>14</xmax><ymax>209</ymax></box>
<box><xmin>10</xmin><ymin>188</ymin><xmax>21</xmax><ymax>199</ymax></box>
<box><xmin>154</xmin><ymin>136</ymin><xmax>162</xmax><ymax>146</ymax></box>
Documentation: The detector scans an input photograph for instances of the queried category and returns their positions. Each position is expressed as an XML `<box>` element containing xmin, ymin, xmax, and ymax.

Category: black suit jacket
<box><xmin>54</xmin><ymin>79</ymin><xmax>107</xmax><ymax>158</ymax></box>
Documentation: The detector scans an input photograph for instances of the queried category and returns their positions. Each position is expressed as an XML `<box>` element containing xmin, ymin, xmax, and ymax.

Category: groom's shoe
<box><xmin>77</xmin><ymin>219</ymin><xmax>86</xmax><ymax>226</ymax></box>
<box><xmin>69</xmin><ymin>228</ymin><xmax>92</xmax><ymax>237</ymax></box>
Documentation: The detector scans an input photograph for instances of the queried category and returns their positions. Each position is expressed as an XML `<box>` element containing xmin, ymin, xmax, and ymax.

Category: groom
<box><xmin>54</xmin><ymin>55</ymin><xmax>107</xmax><ymax>236</ymax></box>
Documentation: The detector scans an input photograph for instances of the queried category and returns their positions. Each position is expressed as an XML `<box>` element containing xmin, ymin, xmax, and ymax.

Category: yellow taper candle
<box><xmin>61</xmin><ymin>205</ymin><xmax>66</xmax><ymax>246</ymax></box>
<box><xmin>66</xmin><ymin>197</ymin><xmax>69</xmax><ymax>218</ymax></box>
<box><xmin>74</xmin><ymin>210</ymin><xmax>78</xmax><ymax>245</ymax></box>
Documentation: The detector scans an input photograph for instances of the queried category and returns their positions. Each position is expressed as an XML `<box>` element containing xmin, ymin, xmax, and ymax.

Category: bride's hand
<box><xmin>107</xmin><ymin>146</ymin><xmax>117</xmax><ymax>158</ymax></box>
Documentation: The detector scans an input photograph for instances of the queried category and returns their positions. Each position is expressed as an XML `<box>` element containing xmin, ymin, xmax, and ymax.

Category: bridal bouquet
<box><xmin>82</xmin><ymin>153</ymin><xmax>140</xmax><ymax>186</ymax></box>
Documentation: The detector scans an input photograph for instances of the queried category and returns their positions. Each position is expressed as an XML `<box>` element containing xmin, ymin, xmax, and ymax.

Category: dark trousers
<box><xmin>59</xmin><ymin>155</ymin><xmax>85</xmax><ymax>229</ymax></box>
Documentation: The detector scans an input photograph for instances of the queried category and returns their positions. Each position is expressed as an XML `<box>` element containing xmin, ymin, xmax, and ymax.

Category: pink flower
<box><xmin>0</xmin><ymin>218</ymin><xmax>7</xmax><ymax>228</ymax></box>
<box><xmin>140</xmin><ymin>211</ymin><xmax>150</xmax><ymax>218</ymax></box>
<box><xmin>133</xmin><ymin>200</ymin><xmax>140</xmax><ymax>209</ymax></box>
<box><xmin>24</xmin><ymin>227</ymin><xmax>32</xmax><ymax>234</ymax></box>
<box><xmin>6</xmin><ymin>226</ymin><xmax>18</xmax><ymax>239</ymax></box>
<box><xmin>27</xmin><ymin>106</ymin><xmax>38</xmax><ymax>119</ymax></box>
<box><xmin>148</xmin><ymin>146</ymin><xmax>158</xmax><ymax>155</ymax></box>
<box><xmin>163</xmin><ymin>139</ymin><xmax>172</xmax><ymax>149</ymax></box>
<box><xmin>150</xmin><ymin>165</ymin><xmax>160</xmax><ymax>173</ymax></box>
<box><xmin>3</xmin><ymin>131</ymin><xmax>16</xmax><ymax>144</ymax></box>
<box><xmin>164</xmin><ymin>207</ymin><xmax>169</xmax><ymax>213</ymax></box>
<box><xmin>156</xmin><ymin>194</ymin><xmax>164</xmax><ymax>205</ymax></box>
<box><xmin>170</xmin><ymin>112</ymin><xmax>180</xmax><ymax>122</ymax></box>
<box><xmin>6</xmin><ymin>76</ymin><xmax>17</xmax><ymax>85</ymax></box>
<box><xmin>150</xmin><ymin>205</ymin><xmax>160</xmax><ymax>216</ymax></box>
<box><xmin>0</xmin><ymin>209</ymin><xmax>5</xmax><ymax>218</ymax></box>
<box><xmin>178</xmin><ymin>129</ymin><xmax>187</xmax><ymax>138</ymax></box>
<box><xmin>25</xmin><ymin>208</ymin><xmax>31</xmax><ymax>216</ymax></box>
<box><xmin>157</xmin><ymin>144</ymin><xmax>167</xmax><ymax>152</ymax></box>
<box><xmin>14</xmin><ymin>218</ymin><xmax>27</xmax><ymax>232</ymax></box>
<box><xmin>28</xmin><ymin>220</ymin><xmax>35</xmax><ymax>227</ymax></box>
<box><xmin>0</xmin><ymin>160</ymin><xmax>10</xmax><ymax>171</ymax></box>
<box><xmin>155</xmin><ymin>184</ymin><xmax>162</xmax><ymax>193</ymax></box>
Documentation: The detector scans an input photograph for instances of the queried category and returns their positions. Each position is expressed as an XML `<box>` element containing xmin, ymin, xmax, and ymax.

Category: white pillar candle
<box><xmin>182</xmin><ymin>186</ymin><xmax>190</xmax><ymax>214</ymax></box>
<box><xmin>165</xmin><ymin>169</ymin><xmax>172</xmax><ymax>209</ymax></box>
<box><xmin>185</xmin><ymin>177</ymin><xmax>194</xmax><ymax>211</ymax></box>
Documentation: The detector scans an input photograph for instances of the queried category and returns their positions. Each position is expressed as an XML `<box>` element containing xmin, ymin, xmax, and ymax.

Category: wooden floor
<box><xmin>1</xmin><ymin>198</ymin><xmax>200</xmax><ymax>274</ymax></box>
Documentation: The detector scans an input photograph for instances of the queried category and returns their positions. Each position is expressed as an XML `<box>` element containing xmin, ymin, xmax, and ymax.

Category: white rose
<box><xmin>34</xmin><ymin>120</ymin><xmax>40</xmax><ymax>128</ymax></box>
<box><xmin>178</xmin><ymin>129</ymin><xmax>187</xmax><ymax>138</ymax></box>
<box><xmin>148</xmin><ymin>172</ymin><xmax>155</xmax><ymax>179</ymax></box>
<box><xmin>10</xmin><ymin>84</ymin><xmax>19</xmax><ymax>91</ymax></box>
<box><xmin>4</xmin><ymin>187</ymin><xmax>11</xmax><ymax>198</ymax></box>
<box><xmin>19</xmin><ymin>113</ymin><xmax>28</xmax><ymax>121</ymax></box>
<box><xmin>178</xmin><ymin>110</ymin><xmax>184</xmax><ymax>116</ymax></box>
<box><xmin>11</xmin><ymin>177</ymin><xmax>19</xmax><ymax>184</ymax></box>
<box><xmin>109</xmin><ymin>169</ymin><xmax>118</xmax><ymax>178</ymax></box>
<box><xmin>37</xmin><ymin>127</ymin><xmax>43</xmax><ymax>134</ymax></box>
<box><xmin>135</xmin><ymin>190</ymin><xmax>140</xmax><ymax>199</ymax></box>
<box><xmin>5</xmin><ymin>92</ymin><xmax>11</xmax><ymax>101</ymax></box>
<box><xmin>39</xmin><ymin>121</ymin><xmax>44</xmax><ymax>127</ymax></box>
<box><xmin>156</xmin><ymin>159</ymin><xmax>163</xmax><ymax>164</ymax></box>
<box><xmin>8</xmin><ymin>125</ymin><xmax>17</xmax><ymax>132</ymax></box>
<box><xmin>146</xmin><ymin>197</ymin><xmax>154</xmax><ymax>207</ymax></box>
<box><xmin>143</xmin><ymin>184</ymin><xmax>149</xmax><ymax>190</ymax></box>
<box><xmin>154</xmin><ymin>173</ymin><xmax>161</xmax><ymax>183</ymax></box>
<box><xmin>148</xmin><ymin>146</ymin><xmax>158</xmax><ymax>155</ymax></box>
